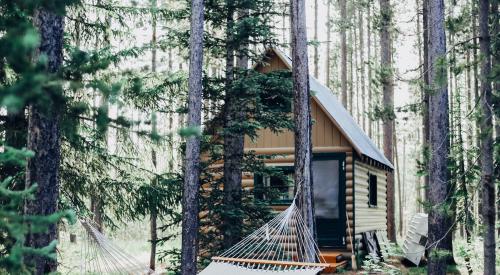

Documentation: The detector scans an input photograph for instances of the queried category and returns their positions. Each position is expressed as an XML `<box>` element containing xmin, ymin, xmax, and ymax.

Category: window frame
<box><xmin>254</xmin><ymin>166</ymin><xmax>295</xmax><ymax>205</ymax></box>
<box><xmin>368</xmin><ymin>172</ymin><xmax>378</xmax><ymax>208</ymax></box>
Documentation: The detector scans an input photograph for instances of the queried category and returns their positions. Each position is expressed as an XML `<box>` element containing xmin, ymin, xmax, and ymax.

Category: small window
<box><xmin>368</xmin><ymin>173</ymin><xmax>378</xmax><ymax>207</ymax></box>
<box><xmin>255</xmin><ymin>168</ymin><xmax>294</xmax><ymax>204</ymax></box>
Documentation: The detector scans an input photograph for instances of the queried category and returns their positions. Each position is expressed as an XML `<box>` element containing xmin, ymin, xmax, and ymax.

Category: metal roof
<box><xmin>271</xmin><ymin>48</ymin><xmax>394</xmax><ymax>169</ymax></box>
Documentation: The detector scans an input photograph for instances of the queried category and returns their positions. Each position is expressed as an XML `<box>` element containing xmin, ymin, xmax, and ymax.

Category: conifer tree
<box><xmin>181</xmin><ymin>0</ymin><xmax>204</xmax><ymax>273</ymax></box>
<box><xmin>478</xmin><ymin>0</ymin><xmax>495</xmax><ymax>273</ymax></box>
<box><xmin>24</xmin><ymin>5</ymin><xmax>66</xmax><ymax>274</ymax></box>
<box><xmin>426</xmin><ymin>0</ymin><xmax>454</xmax><ymax>272</ymax></box>
<box><xmin>291</xmin><ymin>0</ymin><xmax>315</xmax><ymax>260</ymax></box>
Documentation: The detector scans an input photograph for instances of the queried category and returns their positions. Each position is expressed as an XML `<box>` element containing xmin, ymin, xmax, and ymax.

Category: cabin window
<box><xmin>255</xmin><ymin>167</ymin><xmax>294</xmax><ymax>204</ymax></box>
<box><xmin>368</xmin><ymin>173</ymin><xmax>378</xmax><ymax>207</ymax></box>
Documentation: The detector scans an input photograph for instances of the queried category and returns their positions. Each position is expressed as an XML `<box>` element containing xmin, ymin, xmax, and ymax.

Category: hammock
<box><xmin>200</xmin><ymin>186</ymin><xmax>329</xmax><ymax>275</ymax></box>
<box><xmin>80</xmin><ymin>220</ymin><xmax>155</xmax><ymax>274</ymax></box>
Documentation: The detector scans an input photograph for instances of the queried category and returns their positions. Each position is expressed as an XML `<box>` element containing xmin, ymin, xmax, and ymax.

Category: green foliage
<box><xmin>0</xmin><ymin>148</ymin><xmax>75</xmax><ymax>274</ymax></box>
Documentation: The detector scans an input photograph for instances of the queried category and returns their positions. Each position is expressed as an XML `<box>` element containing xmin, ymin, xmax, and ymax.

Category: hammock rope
<box><xmin>80</xmin><ymin>220</ymin><xmax>154</xmax><ymax>274</ymax></box>
<box><xmin>201</xmin><ymin>181</ymin><xmax>329</xmax><ymax>274</ymax></box>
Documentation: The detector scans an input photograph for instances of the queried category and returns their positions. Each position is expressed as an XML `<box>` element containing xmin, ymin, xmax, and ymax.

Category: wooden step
<box><xmin>322</xmin><ymin>260</ymin><xmax>348</xmax><ymax>274</ymax></box>
<box><xmin>320</xmin><ymin>251</ymin><xmax>344</xmax><ymax>264</ymax></box>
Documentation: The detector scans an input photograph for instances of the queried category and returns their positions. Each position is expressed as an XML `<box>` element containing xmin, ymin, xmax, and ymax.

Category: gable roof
<box><xmin>269</xmin><ymin>48</ymin><xmax>393</xmax><ymax>169</ymax></box>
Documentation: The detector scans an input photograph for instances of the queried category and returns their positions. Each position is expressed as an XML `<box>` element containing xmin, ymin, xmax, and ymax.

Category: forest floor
<box><xmin>57</xmin><ymin>223</ymin><xmax>496</xmax><ymax>274</ymax></box>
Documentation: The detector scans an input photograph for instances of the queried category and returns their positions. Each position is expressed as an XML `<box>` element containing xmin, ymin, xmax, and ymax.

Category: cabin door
<box><xmin>313</xmin><ymin>154</ymin><xmax>346</xmax><ymax>248</ymax></box>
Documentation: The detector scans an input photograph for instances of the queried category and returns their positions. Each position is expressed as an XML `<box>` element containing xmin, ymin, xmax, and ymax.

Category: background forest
<box><xmin>0</xmin><ymin>0</ymin><xmax>498</xmax><ymax>274</ymax></box>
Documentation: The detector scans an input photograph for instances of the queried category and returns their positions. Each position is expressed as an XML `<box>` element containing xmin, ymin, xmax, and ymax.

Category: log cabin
<box><xmin>205</xmin><ymin>48</ymin><xmax>394</xmax><ymax>271</ymax></box>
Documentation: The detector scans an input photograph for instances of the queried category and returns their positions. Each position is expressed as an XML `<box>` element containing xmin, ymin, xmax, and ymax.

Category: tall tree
<box><xmin>491</xmin><ymin>0</ymin><xmax>500</xmax><ymax>239</ymax></box>
<box><xmin>426</xmin><ymin>0</ymin><xmax>454</xmax><ymax>272</ymax></box>
<box><xmin>149</xmin><ymin>0</ymin><xmax>158</xmax><ymax>270</ymax></box>
<box><xmin>367</xmin><ymin>0</ymin><xmax>373</xmax><ymax>138</ymax></box>
<box><xmin>222</xmin><ymin>4</ymin><xmax>248</xmax><ymax>248</ymax></box>
<box><xmin>359</xmin><ymin>6</ymin><xmax>366</xmax><ymax>131</ymax></box>
<box><xmin>180</xmin><ymin>0</ymin><xmax>204</xmax><ymax>273</ymax></box>
<box><xmin>379</xmin><ymin>0</ymin><xmax>396</xmax><ymax>242</ymax></box>
<box><xmin>478</xmin><ymin>0</ymin><xmax>495</xmax><ymax>273</ymax></box>
<box><xmin>290</xmin><ymin>0</ymin><xmax>315</xmax><ymax>260</ymax></box>
<box><xmin>326</xmin><ymin>0</ymin><xmax>332</xmax><ymax>86</ymax></box>
<box><xmin>313</xmin><ymin>0</ymin><xmax>319</xmax><ymax>78</ymax></box>
<box><xmin>340</xmin><ymin>0</ymin><xmax>348</xmax><ymax>107</ymax></box>
<box><xmin>415</xmin><ymin>0</ymin><xmax>423</xmax><ymax>212</ymax></box>
<box><xmin>422</xmin><ymin>0</ymin><xmax>430</xmax><ymax>207</ymax></box>
<box><xmin>24</xmin><ymin>7</ymin><xmax>65</xmax><ymax>274</ymax></box>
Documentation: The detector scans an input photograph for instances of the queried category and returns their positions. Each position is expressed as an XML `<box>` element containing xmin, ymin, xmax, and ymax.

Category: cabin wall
<box><xmin>353</xmin><ymin>161</ymin><xmax>388</xmax><ymax>234</ymax></box>
<box><xmin>245</xmin><ymin>101</ymin><xmax>351</xmax><ymax>148</ymax></box>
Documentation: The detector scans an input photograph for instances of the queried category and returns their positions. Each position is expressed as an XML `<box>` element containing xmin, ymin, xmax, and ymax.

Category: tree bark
<box><xmin>426</xmin><ymin>0</ymin><xmax>454</xmax><ymax>272</ymax></box>
<box><xmin>180</xmin><ymin>0</ymin><xmax>204</xmax><ymax>273</ymax></box>
<box><xmin>415</xmin><ymin>0</ymin><xmax>423</xmax><ymax>212</ymax></box>
<box><xmin>354</xmin><ymin>11</ymin><xmax>360</xmax><ymax>123</ymax></box>
<box><xmin>478</xmin><ymin>0</ymin><xmax>495</xmax><ymax>273</ymax></box>
<box><xmin>313</xmin><ymin>0</ymin><xmax>319</xmax><ymax>79</ymax></box>
<box><xmin>422</xmin><ymin>0</ymin><xmax>430</xmax><ymax>209</ymax></box>
<box><xmin>340</xmin><ymin>0</ymin><xmax>348</xmax><ymax>107</ymax></box>
<box><xmin>291</xmin><ymin>0</ymin><xmax>315</xmax><ymax>261</ymax></box>
<box><xmin>150</xmin><ymin>1</ymin><xmax>158</xmax><ymax>269</ymax></box>
<box><xmin>367</xmin><ymin>1</ymin><xmax>373</xmax><ymax>138</ymax></box>
<box><xmin>326</xmin><ymin>0</ymin><xmax>331</xmax><ymax>87</ymax></box>
<box><xmin>394</xmin><ymin>126</ymin><xmax>403</xmax><ymax>237</ymax></box>
<box><xmin>222</xmin><ymin>5</ymin><xmax>248</xmax><ymax>249</ymax></box>
<box><xmin>490</xmin><ymin>0</ymin><xmax>500</xmax><ymax>239</ymax></box>
<box><xmin>24</xmin><ymin>8</ymin><xmax>64</xmax><ymax>274</ymax></box>
<box><xmin>379</xmin><ymin>0</ymin><xmax>396</xmax><ymax>242</ymax></box>
<box><xmin>359</xmin><ymin>8</ymin><xmax>366</xmax><ymax>132</ymax></box>
<box><xmin>349</xmin><ymin>21</ymin><xmax>354</xmax><ymax>115</ymax></box>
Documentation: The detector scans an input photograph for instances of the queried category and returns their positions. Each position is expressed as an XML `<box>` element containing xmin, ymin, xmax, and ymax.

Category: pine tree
<box><xmin>478</xmin><ymin>0</ymin><xmax>495</xmax><ymax>273</ymax></box>
<box><xmin>24</xmin><ymin>6</ymin><xmax>65</xmax><ymax>274</ymax></box>
<box><xmin>291</xmin><ymin>0</ymin><xmax>315</xmax><ymax>260</ymax></box>
<box><xmin>426</xmin><ymin>0</ymin><xmax>454</xmax><ymax>272</ymax></box>
<box><xmin>379</xmin><ymin>0</ymin><xmax>396</xmax><ymax>242</ymax></box>
<box><xmin>340</xmin><ymin>0</ymin><xmax>348</xmax><ymax>107</ymax></box>
<box><xmin>180</xmin><ymin>0</ymin><xmax>205</xmax><ymax>273</ymax></box>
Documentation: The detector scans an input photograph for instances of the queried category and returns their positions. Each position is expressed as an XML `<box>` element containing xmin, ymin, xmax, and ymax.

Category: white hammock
<box><xmin>80</xmin><ymin>220</ymin><xmax>154</xmax><ymax>274</ymax></box>
<box><xmin>200</xmin><ymin>191</ymin><xmax>329</xmax><ymax>275</ymax></box>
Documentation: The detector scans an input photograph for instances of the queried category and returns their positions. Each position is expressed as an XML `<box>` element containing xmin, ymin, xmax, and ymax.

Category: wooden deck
<box><xmin>320</xmin><ymin>250</ymin><xmax>349</xmax><ymax>273</ymax></box>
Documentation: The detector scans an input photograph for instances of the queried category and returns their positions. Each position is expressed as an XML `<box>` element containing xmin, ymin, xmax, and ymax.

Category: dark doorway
<box><xmin>313</xmin><ymin>153</ymin><xmax>346</xmax><ymax>248</ymax></box>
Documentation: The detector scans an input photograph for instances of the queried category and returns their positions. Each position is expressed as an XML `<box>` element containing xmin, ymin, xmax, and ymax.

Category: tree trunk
<box><xmin>326</xmin><ymin>0</ymin><xmax>331</xmax><ymax>87</ymax></box>
<box><xmin>457</xmin><ymin>90</ymin><xmax>473</xmax><ymax>274</ymax></box>
<box><xmin>426</xmin><ymin>0</ymin><xmax>454</xmax><ymax>272</ymax></box>
<box><xmin>24</xmin><ymin>8</ymin><xmax>64</xmax><ymax>275</ymax></box>
<box><xmin>150</xmin><ymin>2</ymin><xmax>158</xmax><ymax>269</ymax></box>
<box><xmin>422</xmin><ymin>0</ymin><xmax>430</xmax><ymax>209</ymax></box>
<box><xmin>222</xmin><ymin>5</ymin><xmax>248</xmax><ymax>249</ymax></box>
<box><xmin>180</xmin><ymin>0</ymin><xmax>204</xmax><ymax>273</ymax></box>
<box><xmin>359</xmin><ymin>8</ymin><xmax>366</xmax><ymax>132</ymax></box>
<box><xmin>490</xmin><ymin>0</ymin><xmax>500</xmax><ymax>239</ymax></box>
<box><xmin>379</xmin><ymin>0</ymin><xmax>396</xmax><ymax>242</ymax></box>
<box><xmin>349</xmin><ymin>22</ymin><xmax>354</xmax><ymax>115</ymax></box>
<box><xmin>354</xmin><ymin>11</ymin><xmax>360</xmax><ymax>123</ymax></box>
<box><xmin>340</xmin><ymin>0</ymin><xmax>348</xmax><ymax>107</ymax></box>
<box><xmin>313</xmin><ymin>0</ymin><xmax>319</xmax><ymax>79</ymax></box>
<box><xmin>367</xmin><ymin>1</ymin><xmax>373</xmax><ymax>138</ymax></box>
<box><xmin>478</xmin><ymin>0</ymin><xmax>495</xmax><ymax>273</ymax></box>
<box><xmin>415</xmin><ymin>0</ymin><xmax>423</xmax><ymax>212</ymax></box>
<box><xmin>394</xmin><ymin>126</ymin><xmax>403</xmax><ymax>237</ymax></box>
<box><xmin>290</xmin><ymin>0</ymin><xmax>315</xmax><ymax>261</ymax></box>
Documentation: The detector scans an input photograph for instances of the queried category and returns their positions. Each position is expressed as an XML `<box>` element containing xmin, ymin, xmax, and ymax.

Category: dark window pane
<box><xmin>313</xmin><ymin>159</ymin><xmax>340</xmax><ymax>219</ymax></box>
<box><xmin>369</xmin><ymin>174</ymin><xmax>377</xmax><ymax>207</ymax></box>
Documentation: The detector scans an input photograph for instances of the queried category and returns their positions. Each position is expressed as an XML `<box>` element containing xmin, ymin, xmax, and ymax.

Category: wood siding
<box><xmin>244</xmin><ymin>100</ymin><xmax>351</xmax><ymax>148</ymax></box>
<box><xmin>353</xmin><ymin>161</ymin><xmax>388</xmax><ymax>233</ymax></box>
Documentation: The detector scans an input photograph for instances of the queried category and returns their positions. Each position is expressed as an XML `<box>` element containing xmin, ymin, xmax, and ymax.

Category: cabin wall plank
<box><xmin>353</xmin><ymin>161</ymin><xmax>388</xmax><ymax>234</ymax></box>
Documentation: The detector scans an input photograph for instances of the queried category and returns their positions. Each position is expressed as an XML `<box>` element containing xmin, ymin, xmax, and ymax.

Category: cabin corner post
<box><xmin>352</xmin><ymin>150</ymin><xmax>356</xmax><ymax>254</ymax></box>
